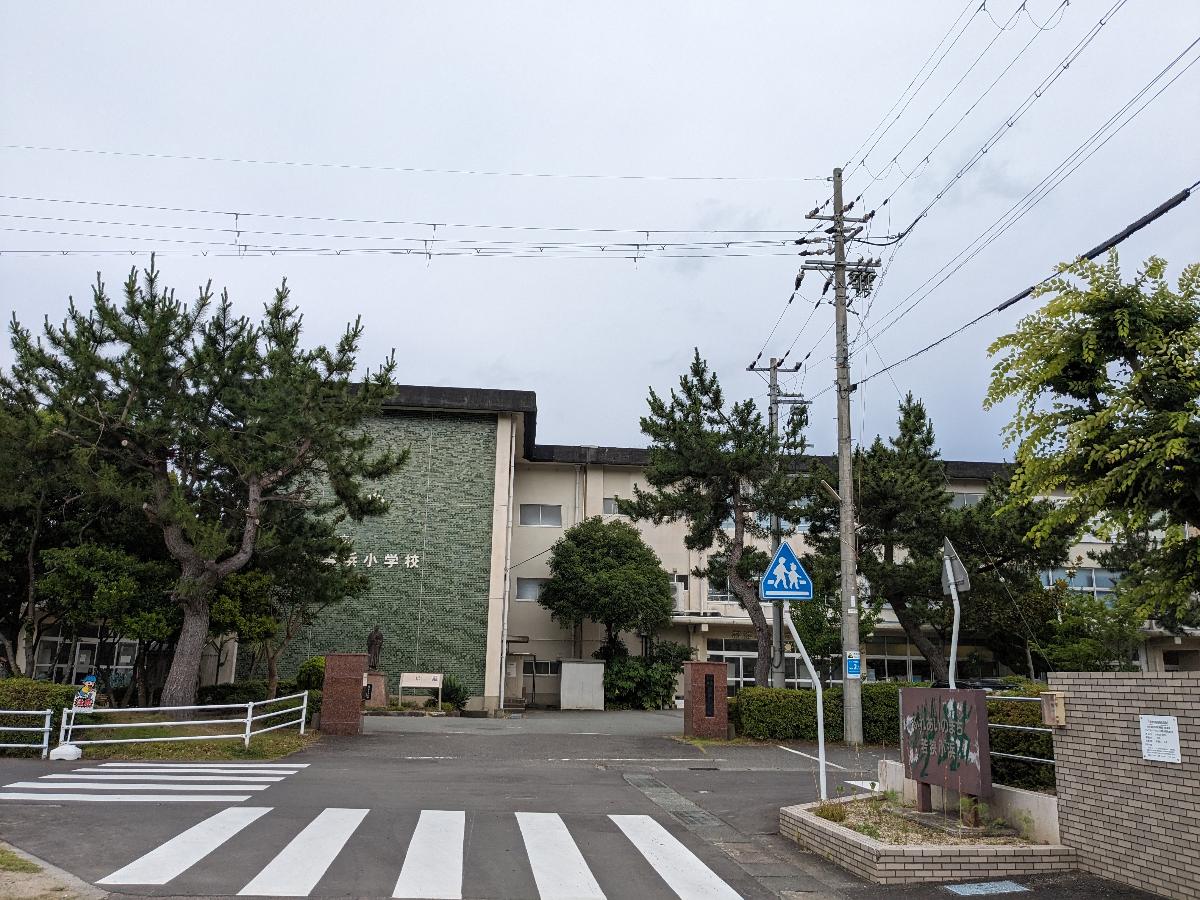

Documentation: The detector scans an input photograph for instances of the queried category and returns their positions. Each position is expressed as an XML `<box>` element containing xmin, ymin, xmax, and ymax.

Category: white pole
<box><xmin>41</xmin><ymin>710</ymin><xmax>51</xmax><ymax>759</ymax></box>
<box><xmin>244</xmin><ymin>702</ymin><xmax>253</xmax><ymax>749</ymax></box>
<box><xmin>943</xmin><ymin>555</ymin><xmax>961</xmax><ymax>690</ymax></box>
<box><xmin>299</xmin><ymin>692</ymin><xmax>308</xmax><ymax>735</ymax></box>
<box><xmin>782</xmin><ymin>601</ymin><xmax>828</xmax><ymax>801</ymax></box>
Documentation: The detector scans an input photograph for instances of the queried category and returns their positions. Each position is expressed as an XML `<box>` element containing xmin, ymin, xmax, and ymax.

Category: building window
<box><xmin>1041</xmin><ymin>567</ymin><xmax>1122</xmax><ymax>599</ymax></box>
<box><xmin>707</xmin><ymin>578</ymin><xmax>734</xmax><ymax>603</ymax></box>
<box><xmin>519</xmin><ymin>504</ymin><xmax>563</xmax><ymax>527</ymax></box>
<box><xmin>515</xmin><ymin>577</ymin><xmax>549</xmax><ymax>601</ymax></box>
<box><xmin>950</xmin><ymin>492</ymin><xmax>986</xmax><ymax>508</ymax></box>
<box><xmin>602</xmin><ymin>497</ymin><xmax>622</xmax><ymax>515</ymax></box>
<box><xmin>522</xmin><ymin>660</ymin><xmax>561</xmax><ymax>676</ymax></box>
<box><xmin>670</xmin><ymin>574</ymin><xmax>689</xmax><ymax>608</ymax></box>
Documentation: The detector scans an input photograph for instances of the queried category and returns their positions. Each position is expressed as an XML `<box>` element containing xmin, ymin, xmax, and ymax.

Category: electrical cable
<box><xmin>852</xmin><ymin>177</ymin><xmax>1199</xmax><ymax>390</ymax></box>
<box><xmin>860</xmin><ymin>35</ymin><xmax>1200</xmax><ymax>346</ymax></box>
<box><xmin>0</xmin><ymin>143</ymin><xmax>828</xmax><ymax>183</ymax></box>
<box><xmin>0</xmin><ymin>193</ymin><xmax>812</xmax><ymax>235</ymax></box>
<box><xmin>843</xmin><ymin>0</ymin><xmax>980</xmax><ymax>176</ymax></box>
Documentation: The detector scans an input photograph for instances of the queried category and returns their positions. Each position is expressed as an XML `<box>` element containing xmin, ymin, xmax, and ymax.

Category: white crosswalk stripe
<box><xmin>2</xmin><ymin>762</ymin><xmax>304</xmax><ymax>803</ymax></box>
<box><xmin>93</xmin><ymin>807</ymin><xmax>745</xmax><ymax>899</ymax></box>
<box><xmin>517</xmin><ymin>811</ymin><xmax>607</xmax><ymax>900</ymax></box>
<box><xmin>98</xmin><ymin>807</ymin><xmax>271</xmax><ymax>885</ymax></box>
<box><xmin>239</xmin><ymin>808</ymin><xmax>368</xmax><ymax>897</ymax></box>
<box><xmin>393</xmin><ymin>809</ymin><xmax>465</xmax><ymax>899</ymax></box>
<box><xmin>611</xmin><ymin>815</ymin><xmax>743</xmax><ymax>900</ymax></box>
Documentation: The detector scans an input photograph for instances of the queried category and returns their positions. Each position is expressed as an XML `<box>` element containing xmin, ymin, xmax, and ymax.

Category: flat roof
<box><xmin>380</xmin><ymin>384</ymin><xmax>1009</xmax><ymax>479</ymax></box>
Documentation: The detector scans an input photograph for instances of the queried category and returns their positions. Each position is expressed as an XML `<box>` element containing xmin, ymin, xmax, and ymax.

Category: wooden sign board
<box><xmin>900</xmin><ymin>687</ymin><xmax>993</xmax><ymax>798</ymax></box>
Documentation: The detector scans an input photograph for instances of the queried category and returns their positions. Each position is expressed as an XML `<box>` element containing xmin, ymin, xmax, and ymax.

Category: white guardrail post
<box><xmin>300</xmin><ymin>691</ymin><xmax>308</xmax><ymax>735</ymax></box>
<box><xmin>244</xmin><ymin>701</ymin><xmax>254</xmax><ymax>749</ymax></box>
<box><xmin>41</xmin><ymin>709</ymin><xmax>51</xmax><ymax>759</ymax></box>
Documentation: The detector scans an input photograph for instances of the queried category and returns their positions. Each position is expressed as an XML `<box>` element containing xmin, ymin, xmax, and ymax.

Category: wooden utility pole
<box><xmin>745</xmin><ymin>355</ymin><xmax>802</xmax><ymax>689</ymax></box>
<box><xmin>803</xmin><ymin>166</ymin><xmax>880</xmax><ymax>746</ymax></box>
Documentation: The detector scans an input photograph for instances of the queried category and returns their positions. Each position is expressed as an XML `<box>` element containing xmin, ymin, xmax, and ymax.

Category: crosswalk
<box><xmin>95</xmin><ymin>807</ymin><xmax>746</xmax><ymax>899</ymax></box>
<box><xmin>0</xmin><ymin>761</ymin><xmax>307</xmax><ymax>803</ymax></box>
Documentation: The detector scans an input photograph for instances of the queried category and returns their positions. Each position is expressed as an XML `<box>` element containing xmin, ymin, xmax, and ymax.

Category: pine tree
<box><xmin>622</xmin><ymin>351</ymin><xmax>812</xmax><ymax>686</ymax></box>
<box><xmin>5</xmin><ymin>261</ymin><xmax>405</xmax><ymax>705</ymax></box>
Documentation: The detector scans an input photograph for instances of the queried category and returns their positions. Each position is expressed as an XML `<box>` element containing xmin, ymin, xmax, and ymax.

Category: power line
<box><xmin>865</xmin><ymin>0</ymin><xmax>1070</xmax><ymax>207</ymax></box>
<box><xmin>852</xmin><ymin>178</ymin><xmax>1199</xmax><ymax>389</ymax></box>
<box><xmin>881</xmin><ymin>0</ymin><xmax>1130</xmax><ymax>247</ymax></box>
<box><xmin>843</xmin><ymin>0</ymin><xmax>980</xmax><ymax>176</ymax></box>
<box><xmin>0</xmin><ymin>143</ymin><xmax>828</xmax><ymax>183</ymax></box>
<box><xmin>0</xmin><ymin>215</ymin><xmax>814</xmax><ymax>252</ymax></box>
<box><xmin>859</xmin><ymin>34</ymin><xmax>1200</xmax><ymax>345</ymax></box>
<box><xmin>0</xmin><ymin>193</ymin><xmax>812</xmax><ymax>235</ymax></box>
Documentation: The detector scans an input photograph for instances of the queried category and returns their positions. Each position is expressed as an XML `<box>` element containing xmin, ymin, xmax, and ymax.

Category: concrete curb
<box><xmin>1</xmin><ymin>840</ymin><xmax>108</xmax><ymax>899</ymax></box>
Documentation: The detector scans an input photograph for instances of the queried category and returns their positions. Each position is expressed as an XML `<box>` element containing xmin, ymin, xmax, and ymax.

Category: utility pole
<box><xmin>746</xmin><ymin>355</ymin><xmax>802</xmax><ymax>689</ymax></box>
<box><xmin>803</xmin><ymin>167</ymin><xmax>880</xmax><ymax>746</ymax></box>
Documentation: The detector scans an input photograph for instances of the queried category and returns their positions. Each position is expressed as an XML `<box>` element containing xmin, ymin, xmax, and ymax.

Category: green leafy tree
<box><xmin>986</xmin><ymin>252</ymin><xmax>1200</xmax><ymax>628</ymax></box>
<box><xmin>538</xmin><ymin>516</ymin><xmax>672</xmax><ymax>656</ymax></box>
<box><xmin>807</xmin><ymin>395</ymin><xmax>1069</xmax><ymax>683</ymax></box>
<box><xmin>37</xmin><ymin>543</ymin><xmax>173</xmax><ymax>703</ymax></box>
<box><xmin>5</xmin><ymin>260</ymin><xmax>406</xmax><ymax>705</ymax></box>
<box><xmin>216</xmin><ymin>503</ymin><xmax>366</xmax><ymax>698</ymax></box>
<box><xmin>1042</xmin><ymin>581</ymin><xmax>1143</xmax><ymax>672</ymax></box>
<box><xmin>0</xmin><ymin>400</ymin><xmax>75</xmax><ymax>675</ymax></box>
<box><xmin>620</xmin><ymin>351</ymin><xmax>812</xmax><ymax>686</ymax></box>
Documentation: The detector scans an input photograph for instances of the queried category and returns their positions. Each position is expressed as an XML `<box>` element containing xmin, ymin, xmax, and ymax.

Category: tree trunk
<box><xmin>731</xmin><ymin>573</ymin><xmax>773</xmax><ymax>687</ymax></box>
<box><xmin>266</xmin><ymin>652</ymin><xmax>279</xmax><ymax>700</ymax></box>
<box><xmin>160</xmin><ymin>571</ymin><xmax>218</xmax><ymax>707</ymax></box>
<box><xmin>888</xmin><ymin>593</ymin><xmax>949</xmax><ymax>684</ymax></box>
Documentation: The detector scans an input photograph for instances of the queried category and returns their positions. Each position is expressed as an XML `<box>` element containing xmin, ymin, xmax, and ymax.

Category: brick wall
<box><xmin>1050</xmin><ymin>671</ymin><xmax>1200</xmax><ymax>899</ymax></box>
<box><xmin>780</xmin><ymin>799</ymin><xmax>1075</xmax><ymax>885</ymax></box>
<box><xmin>248</xmin><ymin>411</ymin><xmax>498</xmax><ymax>696</ymax></box>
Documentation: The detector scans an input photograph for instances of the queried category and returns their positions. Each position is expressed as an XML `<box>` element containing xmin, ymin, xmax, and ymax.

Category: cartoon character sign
<box><xmin>73</xmin><ymin>674</ymin><xmax>97</xmax><ymax>710</ymax></box>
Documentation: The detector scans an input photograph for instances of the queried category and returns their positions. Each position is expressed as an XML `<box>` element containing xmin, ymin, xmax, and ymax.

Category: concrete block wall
<box><xmin>1050</xmin><ymin>671</ymin><xmax>1200</xmax><ymax>899</ymax></box>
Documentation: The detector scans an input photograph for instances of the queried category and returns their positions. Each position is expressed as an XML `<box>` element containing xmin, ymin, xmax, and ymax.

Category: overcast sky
<box><xmin>2</xmin><ymin>2</ymin><xmax>1197</xmax><ymax>462</ymax></box>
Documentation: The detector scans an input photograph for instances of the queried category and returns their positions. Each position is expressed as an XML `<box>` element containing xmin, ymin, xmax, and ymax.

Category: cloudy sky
<box><xmin>2</xmin><ymin>2</ymin><xmax>1197</xmax><ymax>462</ymax></box>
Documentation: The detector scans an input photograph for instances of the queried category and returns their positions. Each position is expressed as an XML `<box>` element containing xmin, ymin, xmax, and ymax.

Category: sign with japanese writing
<box><xmin>325</xmin><ymin>550</ymin><xmax>420</xmax><ymax>570</ymax></box>
<box><xmin>900</xmin><ymin>687</ymin><xmax>992</xmax><ymax>797</ymax></box>
<box><xmin>1140</xmin><ymin>714</ymin><xmax>1181</xmax><ymax>763</ymax></box>
<box><xmin>845</xmin><ymin>650</ymin><xmax>861</xmax><ymax>679</ymax></box>
<box><xmin>73</xmin><ymin>675</ymin><xmax>98</xmax><ymax>710</ymax></box>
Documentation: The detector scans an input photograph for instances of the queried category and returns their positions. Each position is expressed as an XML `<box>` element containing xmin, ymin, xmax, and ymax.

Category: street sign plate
<box><xmin>759</xmin><ymin>543</ymin><xmax>813</xmax><ymax>601</ymax></box>
<box><xmin>846</xmin><ymin>650</ymin><xmax>861</xmax><ymax>679</ymax></box>
<box><xmin>942</xmin><ymin>537</ymin><xmax>970</xmax><ymax>595</ymax></box>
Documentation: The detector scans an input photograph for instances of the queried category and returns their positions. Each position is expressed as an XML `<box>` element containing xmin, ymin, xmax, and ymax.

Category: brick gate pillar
<box><xmin>320</xmin><ymin>652</ymin><xmax>368</xmax><ymax>736</ymax></box>
<box><xmin>683</xmin><ymin>660</ymin><xmax>728</xmax><ymax>739</ymax></box>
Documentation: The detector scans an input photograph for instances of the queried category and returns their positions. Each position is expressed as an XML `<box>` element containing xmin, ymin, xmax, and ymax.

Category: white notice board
<box><xmin>1139</xmin><ymin>715</ymin><xmax>1182</xmax><ymax>763</ymax></box>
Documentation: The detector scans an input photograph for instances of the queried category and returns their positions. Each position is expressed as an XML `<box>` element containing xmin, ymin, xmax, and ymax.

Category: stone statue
<box><xmin>367</xmin><ymin>625</ymin><xmax>383</xmax><ymax>671</ymax></box>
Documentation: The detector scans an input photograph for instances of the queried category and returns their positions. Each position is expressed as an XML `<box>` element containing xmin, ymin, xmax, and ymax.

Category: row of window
<box><xmin>517</xmin><ymin>574</ymin><xmax>691</xmax><ymax>602</ymax></box>
<box><xmin>1040</xmin><ymin>566</ymin><xmax>1121</xmax><ymax>596</ymax></box>
<box><xmin>517</xmin><ymin>498</ymin><xmax>626</xmax><ymax>527</ymax></box>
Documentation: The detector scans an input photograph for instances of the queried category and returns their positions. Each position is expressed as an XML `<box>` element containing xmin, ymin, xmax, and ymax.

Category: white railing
<box><xmin>59</xmin><ymin>691</ymin><xmax>308</xmax><ymax>750</ymax></box>
<box><xmin>1</xmin><ymin>709</ymin><xmax>53</xmax><ymax>759</ymax></box>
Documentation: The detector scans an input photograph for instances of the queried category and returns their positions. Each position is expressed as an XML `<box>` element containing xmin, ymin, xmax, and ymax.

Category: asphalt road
<box><xmin>0</xmin><ymin>710</ymin><xmax>1159</xmax><ymax>900</ymax></box>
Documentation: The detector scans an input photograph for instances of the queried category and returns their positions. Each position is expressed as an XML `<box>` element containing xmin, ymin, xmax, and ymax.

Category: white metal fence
<box><xmin>58</xmin><ymin>691</ymin><xmax>308</xmax><ymax>750</ymax></box>
<box><xmin>0</xmin><ymin>709</ymin><xmax>53</xmax><ymax>759</ymax></box>
<box><xmin>988</xmin><ymin>695</ymin><xmax>1055</xmax><ymax>767</ymax></box>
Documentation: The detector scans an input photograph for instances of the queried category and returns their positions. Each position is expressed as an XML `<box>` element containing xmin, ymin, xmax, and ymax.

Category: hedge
<box><xmin>0</xmin><ymin>678</ymin><xmax>77</xmax><ymax>753</ymax></box>
<box><xmin>735</xmin><ymin>679</ymin><xmax>1055</xmax><ymax>791</ymax></box>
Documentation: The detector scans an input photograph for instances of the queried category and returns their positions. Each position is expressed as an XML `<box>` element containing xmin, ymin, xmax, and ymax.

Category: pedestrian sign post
<box><xmin>759</xmin><ymin>546</ymin><xmax>827</xmax><ymax>800</ymax></box>
<box><xmin>758</xmin><ymin>543</ymin><xmax>813</xmax><ymax>601</ymax></box>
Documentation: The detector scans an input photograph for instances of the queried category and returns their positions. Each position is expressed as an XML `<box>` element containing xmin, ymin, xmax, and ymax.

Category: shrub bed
<box><xmin>0</xmin><ymin>678</ymin><xmax>77</xmax><ymax>753</ymax></box>
<box><xmin>735</xmin><ymin>678</ymin><xmax>1055</xmax><ymax>791</ymax></box>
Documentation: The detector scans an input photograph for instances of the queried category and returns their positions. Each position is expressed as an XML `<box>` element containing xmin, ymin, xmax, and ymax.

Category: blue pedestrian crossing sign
<box><xmin>759</xmin><ymin>543</ymin><xmax>813</xmax><ymax>601</ymax></box>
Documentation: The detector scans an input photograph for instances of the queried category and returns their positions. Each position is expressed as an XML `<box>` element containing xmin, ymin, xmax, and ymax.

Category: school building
<box><xmin>233</xmin><ymin>383</ymin><xmax>1194</xmax><ymax>711</ymax></box>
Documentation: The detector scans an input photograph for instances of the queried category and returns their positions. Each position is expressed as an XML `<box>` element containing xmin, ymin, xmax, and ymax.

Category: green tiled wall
<box><xmin>265</xmin><ymin>411</ymin><xmax>498</xmax><ymax>695</ymax></box>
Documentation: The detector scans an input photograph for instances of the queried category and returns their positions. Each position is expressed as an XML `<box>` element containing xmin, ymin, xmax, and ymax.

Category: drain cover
<box><xmin>945</xmin><ymin>882</ymin><xmax>1029</xmax><ymax>896</ymax></box>
<box><xmin>672</xmin><ymin>810</ymin><xmax>724</xmax><ymax>827</ymax></box>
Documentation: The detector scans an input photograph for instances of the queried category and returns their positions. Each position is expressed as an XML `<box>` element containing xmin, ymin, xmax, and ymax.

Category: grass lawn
<box><xmin>0</xmin><ymin>846</ymin><xmax>41</xmax><ymax>874</ymax></box>
<box><xmin>77</xmin><ymin>726</ymin><xmax>319</xmax><ymax>761</ymax></box>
